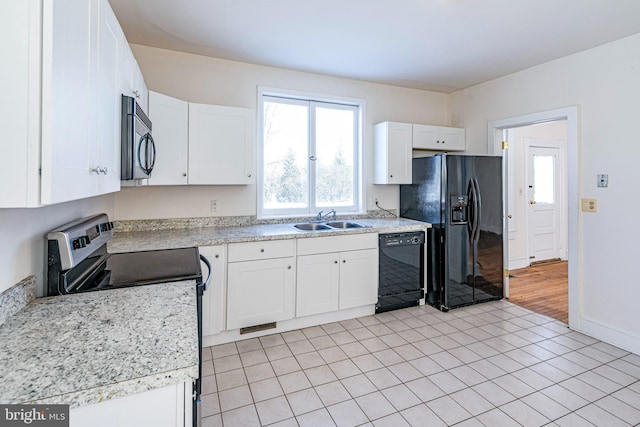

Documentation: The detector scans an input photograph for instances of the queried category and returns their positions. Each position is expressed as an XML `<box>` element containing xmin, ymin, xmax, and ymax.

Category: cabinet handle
<box><xmin>215</xmin><ymin>254</ymin><xmax>219</xmax><ymax>258</ymax></box>
<box><xmin>247</xmin><ymin>173</ymin><xmax>252</xmax><ymax>178</ymax></box>
<box><xmin>442</xmin><ymin>140</ymin><xmax>445</xmax><ymax>144</ymax></box>
<box><xmin>183</xmin><ymin>173</ymin><xmax>187</xmax><ymax>177</ymax></box>
<box><xmin>287</xmin><ymin>266</ymin><xmax>292</xmax><ymax>269</ymax></box>
<box><xmin>260</xmin><ymin>249</ymin><xmax>265</xmax><ymax>253</ymax></box>
<box><xmin>334</xmin><ymin>260</ymin><xmax>338</xmax><ymax>264</ymax></box>
<box><xmin>90</xmin><ymin>166</ymin><xmax>108</xmax><ymax>175</ymax></box>
<box><xmin>133</xmin><ymin>90</ymin><xmax>140</xmax><ymax>98</ymax></box>
<box><xmin>390</xmin><ymin>174</ymin><xmax>393</xmax><ymax>178</ymax></box>
<box><xmin>343</xmin><ymin>260</ymin><xmax>346</xmax><ymax>263</ymax></box>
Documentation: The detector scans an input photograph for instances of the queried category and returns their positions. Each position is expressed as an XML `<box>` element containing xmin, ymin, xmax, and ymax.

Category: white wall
<box><xmin>114</xmin><ymin>45</ymin><xmax>451</xmax><ymax>220</ymax></box>
<box><xmin>507</xmin><ymin>121</ymin><xmax>567</xmax><ymax>269</ymax></box>
<box><xmin>451</xmin><ymin>33</ymin><xmax>640</xmax><ymax>353</ymax></box>
<box><xmin>0</xmin><ymin>195</ymin><xmax>114</xmax><ymax>296</ymax></box>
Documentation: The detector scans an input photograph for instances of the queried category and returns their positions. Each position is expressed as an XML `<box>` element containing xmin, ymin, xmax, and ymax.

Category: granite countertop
<box><xmin>0</xmin><ymin>281</ymin><xmax>198</xmax><ymax>408</ymax></box>
<box><xmin>109</xmin><ymin>217</ymin><xmax>430</xmax><ymax>253</ymax></box>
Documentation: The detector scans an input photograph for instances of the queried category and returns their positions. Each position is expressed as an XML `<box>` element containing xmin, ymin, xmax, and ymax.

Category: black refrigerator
<box><xmin>400</xmin><ymin>154</ymin><xmax>504</xmax><ymax>311</ymax></box>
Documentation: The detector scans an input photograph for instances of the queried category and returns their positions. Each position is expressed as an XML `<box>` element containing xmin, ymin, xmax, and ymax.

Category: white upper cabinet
<box><xmin>40</xmin><ymin>0</ymin><xmax>96</xmax><ymax>204</ymax></box>
<box><xmin>94</xmin><ymin>0</ymin><xmax>124</xmax><ymax>196</ymax></box>
<box><xmin>373</xmin><ymin>122</ymin><xmax>413</xmax><ymax>184</ymax></box>
<box><xmin>1</xmin><ymin>0</ymin><xmax>140</xmax><ymax>207</ymax></box>
<box><xmin>122</xmin><ymin>44</ymin><xmax>149</xmax><ymax>112</ymax></box>
<box><xmin>1</xmin><ymin>0</ymin><xmax>43</xmax><ymax>207</ymax></box>
<box><xmin>148</xmin><ymin>93</ymin><xmax>255</xmax><ymax>186</ymax></box>
<box><xmin>412</xmin><ymin>124</ymin><xmax>466</xmax><ymax>151</ymax></box>
<box><xmin>188</xmin><ymin>103</ymin><xmax>254</xmax><ymax>185</ymax></box>
<box><xmin>147</xmin><ymin>91</ymin><xmax>189</xmax><ymax>185</ymax></box>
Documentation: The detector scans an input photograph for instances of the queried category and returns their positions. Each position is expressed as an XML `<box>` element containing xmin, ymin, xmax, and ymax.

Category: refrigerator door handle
<box><xmin>467</xmin><ymin>180</ymin><xmax>475</xmax><ymax>239</ymax></box>
<box><xmin>472</xmin><ymin>178</ymin><xmax>482</xmax><ymax>243</ymax></box>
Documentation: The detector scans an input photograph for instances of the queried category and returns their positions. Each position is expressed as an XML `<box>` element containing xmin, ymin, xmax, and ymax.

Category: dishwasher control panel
<box><xmin>379</xmin><ymin>231</ymin><xmax>425</xmax><ymax>247</ymax></box>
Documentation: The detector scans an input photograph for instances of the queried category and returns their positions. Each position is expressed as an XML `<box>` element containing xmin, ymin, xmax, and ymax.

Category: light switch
<box><xmin>597</xmin><ymin>174</ymin><xmax>608</xmax><ymax>188</ymax></box>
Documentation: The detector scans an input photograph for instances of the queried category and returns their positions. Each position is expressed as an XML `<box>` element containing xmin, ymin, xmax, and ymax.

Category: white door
<box><xmin>527</xmin><ymin>142</ymin><xmax>562</xmax><ymax>263</ymax></box>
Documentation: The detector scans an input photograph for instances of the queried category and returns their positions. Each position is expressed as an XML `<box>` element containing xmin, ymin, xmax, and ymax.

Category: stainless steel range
<box><xmin>46</xmin><ymin>213</ymin><xmax>210</xmax><ymax>427</ymax></box>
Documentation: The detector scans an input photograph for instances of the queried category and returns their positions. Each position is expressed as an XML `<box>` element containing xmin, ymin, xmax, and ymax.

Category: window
<box><xmin>258</xmin><ymin>91</ymin><xmax>361</xmax><ymax>217</ymax></box>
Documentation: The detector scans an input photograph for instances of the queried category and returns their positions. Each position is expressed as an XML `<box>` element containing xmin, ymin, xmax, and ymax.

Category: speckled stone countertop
<box><xmin>0</xmin><ymin>281</ymin><xmax>198</xmax><ymax>407</ymax></box>
<box><xmin>109</xmin><ymin>217</ymin><xmax>430</xmax><ymax>253</ymax></box>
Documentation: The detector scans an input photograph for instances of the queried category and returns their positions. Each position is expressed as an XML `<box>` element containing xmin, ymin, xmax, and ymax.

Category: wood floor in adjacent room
<box><xmin>507</xmin><ymin>261</ymin><xmax>568</xmax><ymax>324</ymax></box>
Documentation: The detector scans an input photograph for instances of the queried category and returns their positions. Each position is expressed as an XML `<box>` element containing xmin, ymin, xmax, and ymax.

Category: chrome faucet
<box><xmin>316</xmin><ymin>209</ymin><xmax>337</xmax><ymax>221</ymax></box>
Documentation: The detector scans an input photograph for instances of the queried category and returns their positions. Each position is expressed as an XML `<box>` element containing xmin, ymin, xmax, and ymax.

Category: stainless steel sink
<box><xmin>293</xmin><ymin>223</ymin><xmax>331</xmax><ymax>231</ymax></box>
<box><xmin>326</xmin><ymin>221</ymin><xmax>364</xmax><ymax>229</ymax></box>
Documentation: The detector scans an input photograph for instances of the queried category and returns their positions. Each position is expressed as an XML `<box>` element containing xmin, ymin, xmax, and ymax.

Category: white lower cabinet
<box><xmin>297</xmin><ymin>234</ymin><xmax>378</xmax><ymax>317</ymax></box>
<box><xmin>296</xmin><ymin>253</ymin><xmax>340</xmax><ymax>317</ymax></box>
<box><xmin>338</xmin><ymin>248</ymin><xmax>379</xmax><ymax>309</ymax></box>
<box><xmin>70</xmin><ymin>382</ymin><xmax>192</xmax><ymax>427</ymax></box>
<box><xmin>200</xmin><ymin>245</ymin><xmax>226</xmax><ymax>337</ymax></box>
<box><xmin>226</xmin><ymin>241</ymin><xmax>295</xmax><ymax>330</ymax></box>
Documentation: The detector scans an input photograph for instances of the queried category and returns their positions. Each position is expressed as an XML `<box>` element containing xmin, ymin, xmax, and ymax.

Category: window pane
<box><xmin>263</xmin><ymin>101</ymin><xmax>308</xmax><ymax>210</ymax></box>
<box><xmin>533</xmin><ymin>154</ymin><xmax>554</xmax><ymax>204</ymax></box>
<box><xmin>315</xmin><ymin>107</ymin><xmax>355</xmax><ymax>207</ymax></box>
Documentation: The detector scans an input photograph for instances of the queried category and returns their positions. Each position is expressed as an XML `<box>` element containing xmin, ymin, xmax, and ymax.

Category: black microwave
<box><xmin>121</xmin><ymin>95</ymin><xmax>156</xmax><ymax>180</ymax></box>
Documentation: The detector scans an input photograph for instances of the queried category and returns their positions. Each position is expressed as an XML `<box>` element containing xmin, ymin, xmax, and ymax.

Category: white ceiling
<box><xmin>108</xmin><ymin>0</ymin><xmax>640</xmax><ymax>93</ymax></box>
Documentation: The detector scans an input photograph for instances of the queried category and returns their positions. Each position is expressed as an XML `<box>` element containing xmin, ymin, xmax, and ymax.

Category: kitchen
<box><xmin>2</xmin><ymin>0</ymin><xmax>640</xmax><ymax>426</ymax></box>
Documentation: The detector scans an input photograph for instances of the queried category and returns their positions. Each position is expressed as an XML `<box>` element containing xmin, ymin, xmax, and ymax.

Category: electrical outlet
<box><xmin>210</xmin><ymin>200</ymin><xmax>221</xmax><ymax>213</ymax></box>
<box><xmin>581</xmin><ymin>198</ymin><xmax>597</xmax><ymax>213</ymax></box>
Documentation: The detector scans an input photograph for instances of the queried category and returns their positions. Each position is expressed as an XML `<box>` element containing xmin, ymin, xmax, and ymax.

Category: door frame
<box><xmin>488</xmin><ymin>106</ymin><xmax>579</xmax><ymax>329</ymax></box>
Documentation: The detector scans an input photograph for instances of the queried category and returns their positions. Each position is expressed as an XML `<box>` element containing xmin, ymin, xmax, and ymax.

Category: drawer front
<box><xmin>228</xmin><ymin>239</ymin><xmax>295</xmax><ymax>262</ymax></box>
<box><xmin>297</xmin><ymin>233</ymin><xmax>378</xmax><ymax>256</ymax></box>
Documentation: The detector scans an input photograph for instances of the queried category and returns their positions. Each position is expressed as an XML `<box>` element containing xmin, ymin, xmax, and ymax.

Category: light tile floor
<box><xmin>200</xmin><ymin>300</ymin><xmax>640</xmax><ymax>426</ymax></box>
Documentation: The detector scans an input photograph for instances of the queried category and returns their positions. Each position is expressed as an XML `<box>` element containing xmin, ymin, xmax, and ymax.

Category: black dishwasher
<box><xmin>376</xmin><ymin>231</ymin><xmax>425</xmax><ymax>313</ymax></box>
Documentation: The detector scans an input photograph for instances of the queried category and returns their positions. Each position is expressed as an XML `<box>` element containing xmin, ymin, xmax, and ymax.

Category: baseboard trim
<box><xmin>577</xmin><ymin>315</ymin><xmax>640</xmax><ymax>355</ymax></box>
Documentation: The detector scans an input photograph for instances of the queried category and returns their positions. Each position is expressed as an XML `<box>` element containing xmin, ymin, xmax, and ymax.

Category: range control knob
<box><xmin>411</xmin><ymin>237</ymin><xmax>420</xmax><ymax>244</ymax></box>
<box><xmin>72</xmin><ymin>238</ymin><xmax>82</xmax><ymax>250</ymax></box>
<box><xmin>99</xmin><ymin>221</ymin><xmax>114</xmax><ymax>232</ymax></box>
<box><xmin>72</xmin><ymin>236</ymin><xmax>90</xmax><ymax>250</ymax></box>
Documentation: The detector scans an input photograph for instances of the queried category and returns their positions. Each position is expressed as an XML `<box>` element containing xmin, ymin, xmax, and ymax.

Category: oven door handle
<box><xmin>200</xmin><ymin>255</ymin><xmax>212</xmax><ymax>291</ymax></box>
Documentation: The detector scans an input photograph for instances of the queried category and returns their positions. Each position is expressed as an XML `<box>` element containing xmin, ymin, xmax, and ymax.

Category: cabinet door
<box><xmin>413</xmin><ymin>125</ymin><xmax>466</xmax><ymax>151</ymax></box>
<box><xmin>412</xmin><ymin>124</ymin><xmax>440</xmax><ymax>149</ymax></box>
<box><xmin>0</xmin><ymin>0</ymin><xmax>41</xmax><ymax>207</ymax></box>
<box><xmin>297</xmin><ymin>253</ymin><xmax>340</xmax><ymax>317</ymax></box>
<box><xmin>121</xmin><ymin>44</ymin><xmax>148</xmax><ymax>112</ymax></box>
<box><xmin>70</xmin><ymin>383</ymin><xmax>186</xmax><ymax>427</ymax></box>
<box><xmin>94</xmin><ymin>0</ymin><xmax>123</xmax><ymax>195</ymax></box>
<box><xmin>199</xmin><ymin>245</ymin><xmax>226</xmax><ymax>337</ymax></box>
<box><xmin>439</xmin><ymin>126</ymin><xmax>466</xmax><ymax>151</ymax></box>
<box><xmin>373</xmin><ymin>122</ymin><xmax>412</xmax><ymax>184</ymax></box>
<box><xmin>227</xmin><ymin>258</ymin><xmax>295</xmax><ymax>330</ymax></box>
<box><xmin>40</xmin><ymin>0</ymin><xmax>96</xmax><ymax>204</ymax></box>
<box><xmin>338</xmin><ymin>249</ymin><xmax>379</xmax><ymax>310</ymax></box>
<box><xmin>148</xmin><ymin>91</ymin><xmax>189</xmax><ymax>185</ymax></box>
<box><xmin>188</xmin><ymin>103</ymin><xmax>254</xmax><ymax>185</ymax></box>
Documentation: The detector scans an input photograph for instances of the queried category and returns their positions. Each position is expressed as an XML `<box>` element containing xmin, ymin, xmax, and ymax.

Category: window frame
<box><xmin>257</xmin><ymin>87</ymin><xmax>365</xmax><ymax>219</ymax></box>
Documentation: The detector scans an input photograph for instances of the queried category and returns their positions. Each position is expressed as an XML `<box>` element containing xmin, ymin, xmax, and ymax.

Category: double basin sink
<box><xmin>292</xmin><ymin>221</ymin><xmax>366</xmax><ymax>232</ymax></box>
